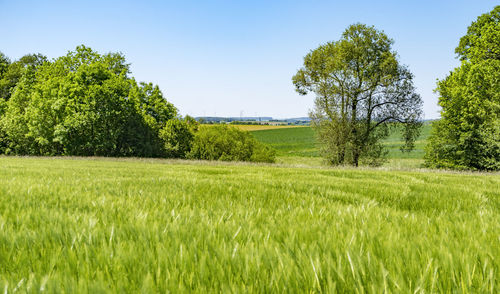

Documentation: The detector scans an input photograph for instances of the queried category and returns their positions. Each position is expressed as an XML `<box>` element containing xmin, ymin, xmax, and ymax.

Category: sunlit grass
<box><xmin>0</xmin><ymin>156</ymin><xmax>498</xmax><ymax>292</ymax></box>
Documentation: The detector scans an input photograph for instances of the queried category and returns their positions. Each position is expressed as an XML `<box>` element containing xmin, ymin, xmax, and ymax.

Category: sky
<box><xmin>0</xmin><ymin>0</ymin><xmax>497</xmax><ymax>119</ymax></box>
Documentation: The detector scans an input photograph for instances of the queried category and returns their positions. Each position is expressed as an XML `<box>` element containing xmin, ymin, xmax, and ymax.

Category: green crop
<box><xmin>251</xmin><ymin>123</ymin><xmax>433</xmax><ymax>167</ymax></box>
<box><xmin>0</xmin><ymin>157</ymin><xmax>498</xmax><ymax>292</ymax></box>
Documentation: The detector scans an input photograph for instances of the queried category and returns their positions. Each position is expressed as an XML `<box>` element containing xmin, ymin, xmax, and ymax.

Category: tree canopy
<box><xmin>456</xmin><ymin>6</ymin><xmax>500</xmax><ymax>62</ymax></box>
<box><xmin>0</xmin><ymin>53</ymin><xmax>47</xmax><ymax>101</ymax></box>
<box><xmin>425</xmin><ymin>6</ymin><xmax>500</xmax><ymax>170</ymax></box>
<box><xmin>0</xmin><ymin>46</ymin><xmax>177</xmax><ymax>157</ymax></box>
<box><xmin>0</xmin><ymin>46</ymin><xmax>277</xmax><ymax>162</ymax></box>
<box><xmin>293</xmin><ymin>24</ymin><xmax>422</xmax><ymax>166</ymax></box>
<box><xmin>0</xmin><ymin>52</ymin><xmax>10</xmax><ymax>77</ymax></box>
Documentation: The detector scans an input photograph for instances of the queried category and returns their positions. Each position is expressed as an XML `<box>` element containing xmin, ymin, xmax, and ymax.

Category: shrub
<box><xmin>160</xmin><ymin>117</ymin><xmax>198</xmax><ymax>158</ymax></box>
<box><xmin>187</xmin><ymin>125</ymin><xmax>275</xmax><ymax>163</ymax></box>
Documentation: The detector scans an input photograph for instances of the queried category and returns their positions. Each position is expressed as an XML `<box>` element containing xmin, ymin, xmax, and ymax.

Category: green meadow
<box><xmin>0</xmin><ymin>156</ymin><xmax>499</xmax><ymax>292</ymax></box>
<box><xmin>250</xmin><ymin>123</ymin><xmax>433</xmax><ymax>168</ymax></box>
<box><xmin>251</xmin><ymin>126</ymin><xmax>318</xmax><ymax>157</ymax></box>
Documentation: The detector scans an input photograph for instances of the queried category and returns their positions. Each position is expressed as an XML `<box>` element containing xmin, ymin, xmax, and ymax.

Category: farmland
<box><xmin>250</xmin><ymin>123</ymin><xmax>433</xmax><ymax>167</ymax></box>
<box><xmin>224</xmin><ymin>124</ymin><xmax>307</xmax><ymax>131</ymax></box>
<box><xmin>0</xmin><ymin>156</ymin><xmax>499</xmax><ymax>292</ymax></box>
<box><xmin>1</xmin><ymin>1</ymin><xmax>498</xmax><ymax>292</ymax></box>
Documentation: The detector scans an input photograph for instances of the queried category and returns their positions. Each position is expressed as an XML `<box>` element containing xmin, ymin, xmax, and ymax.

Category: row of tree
<box><xmin>293</xmin><ymin>6</ymin><xmax>499</xmax><ymax>170</ymax></box>
<box><xmin>0</xmin><ymin>46</ymin><xmax>275</xmax><ymax>163</ymax></box>
<box><xmin>0</xmin><ymin>46</ymin><xmax>177</xmax><ymax>157</ymax></box>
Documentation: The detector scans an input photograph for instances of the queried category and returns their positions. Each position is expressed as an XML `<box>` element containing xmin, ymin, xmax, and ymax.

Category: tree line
<box><xmin>0</xmin><ymin>6</ymin><xmax>497</xmax><ymax>170</ymax></box>
<box><xmin>0</xmin><ymin>46</ymin><xmax>275</xmax><ymax>162</ymax></box>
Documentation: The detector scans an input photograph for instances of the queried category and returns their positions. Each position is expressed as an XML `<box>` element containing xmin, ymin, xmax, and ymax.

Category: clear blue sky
<box><xmin>0</xmin><ymin>0</ymin><xmax>497</xmax><ymax>119</ymax></box>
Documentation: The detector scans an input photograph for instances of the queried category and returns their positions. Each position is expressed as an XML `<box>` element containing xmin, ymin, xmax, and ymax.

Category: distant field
<box><xmin>203</xmin><ymin>124</ymin><xmax>307</xmax><ymax>131</ymax></box>
<box><xmin>383</xmin><ymin>123</ymin><xmax>432</xmax><ymax>159</ymax></box>
<box><xmin>0</xmin><ymin>157</ymin><xmax>498</xmax><ymax>292</ymax></box>
<box><xmin>251</xmin><ymin>122</ymin><xmax>433</xmax><ymax>167</ymax></box>
<box><xmin>251</xmin><ymin>126</ymin><xmax>318</xmax><ymax>157</ymax></box>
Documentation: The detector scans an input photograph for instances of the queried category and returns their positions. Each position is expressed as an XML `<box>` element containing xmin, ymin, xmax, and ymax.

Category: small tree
<box><xmin>293</xmin><ymin>24</ymin><xmax>422</xmax><ymax>166</ymax></box>
<box><xmin>425</xmin><ymin>6</ymin><xmax>500</xmax><ymax>170</ymax></box>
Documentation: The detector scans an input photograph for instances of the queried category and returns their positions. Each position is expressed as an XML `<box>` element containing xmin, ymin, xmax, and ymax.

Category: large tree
<box><xmin>425</xmin><ymin>6</ymin><xmax>499</xmax><ymax>170</ymax></box>
<box><xmin>0</xmin><ymin>45</ymin><xmax>177</xmax><ymax>157</ymax></box>
<box><xmin>0</xmin><ymin>53</ymin><xmax>47</xmax><ymax>101</ymax></box>
<box><xmin>293</xmin><ymin>24</ymin><xmax>422</xmax><ymax>166</ymax></box>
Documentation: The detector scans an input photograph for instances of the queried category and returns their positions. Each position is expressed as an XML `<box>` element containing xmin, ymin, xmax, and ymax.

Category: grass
<box><xmin>251</xmin><ymin>126</ymin><xmax>318</xmax><ymax>157</ymax></box>
<box><xmin>251</xmin><ymin>122</ymin><xmax>433</xmax><ymax>167</ymax></box>
<box><xmin>0</xmin><ymin>156</ymin><xmax>499</xmax><ymax>292</ymax></box>
<box><xmin>382</xmin><ymin>122</ymin><xmax>432</xmax><ymax>160</ymax></box>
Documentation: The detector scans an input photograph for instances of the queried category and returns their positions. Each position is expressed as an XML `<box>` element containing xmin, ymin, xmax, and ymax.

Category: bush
<box><xmin>187</xmin><ymin>125</ymin><xmax>275</xmax><ymax>163</ymax></box>
<box><xmin>160</xmin><ymin>118</ymin><xmax>198</xmax><ymax>158</ymax></box>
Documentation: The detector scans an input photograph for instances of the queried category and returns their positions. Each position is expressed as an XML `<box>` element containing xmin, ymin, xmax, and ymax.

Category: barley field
<box><xmin>0</xmin><ymin>157</ymin><xmax>498</xmax><ymax>292</ymax></box>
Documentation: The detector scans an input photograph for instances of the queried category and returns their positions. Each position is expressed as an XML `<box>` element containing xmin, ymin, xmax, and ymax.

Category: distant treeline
<box><xmin>197</xmin><ymin>117</ymin><xmax>311</xmax><ymax>125</ymax></box>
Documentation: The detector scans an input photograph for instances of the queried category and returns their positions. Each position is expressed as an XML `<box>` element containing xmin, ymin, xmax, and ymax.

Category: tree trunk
<box><xmin>350</xmin><ymin>96</ymin><xmax>358</xmax><ymax>167</ymax></box>
<box><xmin>353</xmin><ymin>150</ymin><xmax>359</xmax><ymax>167</ymax></box>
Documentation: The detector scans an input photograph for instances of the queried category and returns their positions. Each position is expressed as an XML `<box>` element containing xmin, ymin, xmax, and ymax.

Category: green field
<box><xmin>251</xmin><ymin>123</ymin><xmax>433</xmax><ymax>167</ymax></box>
<box><xmin>251</xmin><ymin>126</ymin><xmax>318</xmax><ymax>157</ymax></box>
<box><xmin>383</xmin><ymin>123</ymin><xmax>432</xmax><ymax>159</ymax></box>
<box><xmin>0</xmin><ymin>157</ymin><xmax>499</xmax><ymax>292</ymax></box>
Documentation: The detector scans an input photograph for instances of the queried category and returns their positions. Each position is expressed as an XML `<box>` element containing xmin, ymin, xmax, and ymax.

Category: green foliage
<box><xmin>0</xmin><ymin>53</ymin><xmax>47</xmax><ymax>101</ymax></box>
<box><xmin>0</xmin><ymin>52</ymin><xmax>10</xmax><ymax>78</ymax></box>
<box><xmin>1</xmin><ymin>157</ymin><xmax>499</xmax><ymax>292</ymax></box>
<box><xmin>0</xmin><ymin>51</ymin><xmax>8</xmax><ymax>151</ymax></box>
<box><xmin>456</xmin><ymin>6</ymin><xmax>500</xmax><ymax>62</ymax></box>
<box><xmin>188</xmin><ymin>125</ymin><xmax>276</xmax><ymax>163</ymax></box>
<box><xmin>0</xmin><ymin>47</ymin><xmax>273</xmax><ymax>163</ymax></box>
<box><xmin>0</xmin><ymin>101</ymin><xmax>6</xmax><ymax>154</ymax></box>
<box><xmin>426</xmin><ymin>61</ymin><xmax>500</xmax><ymax>170</ymax></box>
<box><xmin>426</xmin><ymin>6</ymin><xmax>500</xmax><ymax>171</ymax></box>
<box><xmin>129</xmin><ymin>82</ymin><xmax>177</xmax><ymax>133</ymax></box>
<box><xmin>293</xmin><ymin>24</ymin><xmax>422</xmax><ymax>167</ymax></box>
<box><xmin>160</xmin><ymin>117</ymin><xmax>198</xmax><ymax>158</ymax></box>
<box><xmin>0</xmin><ymin>46</ymin><xmax>178</xmax><ymax>157</ymax></box>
